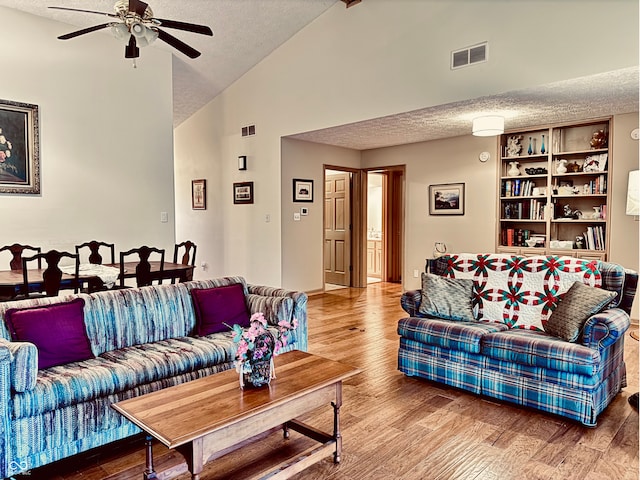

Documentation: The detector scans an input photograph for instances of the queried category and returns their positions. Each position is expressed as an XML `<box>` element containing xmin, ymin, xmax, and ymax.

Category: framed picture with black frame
<box><xmin>233</xmin><ymin>181</ymin><xmax>254</xmax><ymax>204</ymax></box>
<box><xmin>429</xmin><ymin>182</ymin><xmax>465</xmax><ymax>215</ymax></box>
<box><xmin>292</xmin><ymin>178</ymin><xmax>313</xmax><ymax>202</ymax></box>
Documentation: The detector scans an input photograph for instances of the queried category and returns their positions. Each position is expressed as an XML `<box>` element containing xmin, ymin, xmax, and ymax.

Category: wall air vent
<box><xmin>451</xmin><ymin>42</ymin><xmax>487</xmax><ymax>70</ymax></box>
<box><xmin>241</xmin><ymin>125</ymin><xmax>256</xmax><ymax>137</ymax></box>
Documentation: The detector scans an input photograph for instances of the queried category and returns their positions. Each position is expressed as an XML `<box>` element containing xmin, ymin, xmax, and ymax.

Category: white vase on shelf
<box><xmin>508</xmin><ymin>162</ymin><xmax>520</xmax><ymax>177</ymax></box>
<box><xmin>556</xmin><ymin>159</ymin><xmax>568</xmax><ymax>174</ymax></box>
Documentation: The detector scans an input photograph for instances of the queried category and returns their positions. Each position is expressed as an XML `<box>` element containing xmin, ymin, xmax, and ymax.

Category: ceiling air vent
<box><xmin>241</xmin><ymin>124</ymin><xmax>256</xmax><ymax>137</ymax></box>
<box><xmin>451</xmin><ymin>42</ymin><xmax>487</xmax><ymax>70</ymax></box>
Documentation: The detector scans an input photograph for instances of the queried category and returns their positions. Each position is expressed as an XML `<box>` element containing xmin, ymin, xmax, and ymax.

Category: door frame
<box><xmin>323</xmin><ymin>164</ymin><xmax>404</xmax><ymax>289</ymax></box>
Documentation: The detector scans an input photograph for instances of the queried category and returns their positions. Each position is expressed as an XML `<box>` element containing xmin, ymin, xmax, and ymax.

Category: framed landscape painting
<box><xmin>429</xmin><ymin>182</ymin><xmax>465</xmax><ymax>215</ymax></box>
<box><xmin>0</xmin><ymin>99</ymin><xmax>40</xmax><ymax>194</ymax></box>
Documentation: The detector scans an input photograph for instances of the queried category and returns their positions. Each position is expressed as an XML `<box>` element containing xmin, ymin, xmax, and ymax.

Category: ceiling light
<box><xmin>472</xmin><ymin>115</ymin><xmax>504</xmax><ymax>137</ymax></box>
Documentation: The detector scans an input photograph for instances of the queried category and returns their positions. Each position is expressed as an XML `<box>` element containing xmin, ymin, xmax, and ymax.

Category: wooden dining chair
<box><xmin>119</xmin><ymin>246</ymin><xmax>165</xmax><ymax>288</ymax></box>
<box><xmin>172</xmin><ymin>241</ymin><xmax>196</xmax><ymax>283</ymax></box>
<box><xmin>75</xmin><ymin>241</ymin><xmax>116</xmax><ymax>265</ymax></box>
<box><xmin>21</xmin><ymin>250</ymin><xmax>80</xmax><ymax>298</ymax></box>
<box><xmin>0</xmin><ymin>243</ymin><xmax>41</xmax><ymax>270</ymax></box>
<box><xmin>75</xmin><ymin>241</ymin><xmax>116</xmax><ymax>293</ymax></box>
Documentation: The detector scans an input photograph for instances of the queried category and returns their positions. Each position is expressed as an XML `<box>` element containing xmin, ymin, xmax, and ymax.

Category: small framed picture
<box><xmin>429</xmin><ymin>182</ymin><xmax>465</xmax><ymax>215</ymax></box>
<box><xmin>293</xmin><ymin>178</ymin><xmax>313</xmax><ymax>202</ymax></box>
<box><xmin>233</xmin><ymin>181</ymin><xmax>254</xmax><ymax>204</ymax></box>
<box><xmin>191</xmin><ymin>179</ymin><xmax>206</xmax><ymax>210</ymax></box>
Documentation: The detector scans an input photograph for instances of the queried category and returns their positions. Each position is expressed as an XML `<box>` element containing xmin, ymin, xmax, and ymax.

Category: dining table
<box><xmin>0</xmin><ymin>261</ymin><xmax>196</xmax><ymax>300</ymax></box>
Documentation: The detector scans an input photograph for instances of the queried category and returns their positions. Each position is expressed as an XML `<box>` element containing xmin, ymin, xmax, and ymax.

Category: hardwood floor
<box><xmin>19</xmin><ymin>283</ymin><xmax>639</xmax><ymax>480</ymax></box>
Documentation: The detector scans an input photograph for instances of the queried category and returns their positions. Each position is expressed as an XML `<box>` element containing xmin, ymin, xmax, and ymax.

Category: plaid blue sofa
<box><xmin>0</xmin><ymin>277</ymin><xmax>307</xmax><ymax>479</ymax></box>
<box><xmin>398</xmin><ymin>254</ymin><xmax>637</xmax><ymax>426</ymax></box>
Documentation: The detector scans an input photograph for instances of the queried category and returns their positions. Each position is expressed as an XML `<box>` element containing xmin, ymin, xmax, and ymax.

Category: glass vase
<box><xmin>541</xmin><ymin>135</ymin><xmax>546</xmax><ymax>154</ymax></box>
<box><xmin>527</xmin><ymin>137</ymin><xmax>533</xmax><ymax>155</ymax></box>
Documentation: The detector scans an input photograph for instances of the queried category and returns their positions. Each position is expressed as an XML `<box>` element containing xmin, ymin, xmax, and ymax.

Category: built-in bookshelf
<box><xmin>496</xmin><ymin>118</ymin><xmax>611</xmax><ymax>260</ymax></box>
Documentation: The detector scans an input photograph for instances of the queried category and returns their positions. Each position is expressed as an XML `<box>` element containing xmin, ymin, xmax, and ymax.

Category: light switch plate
<box><xmin>160</xmin><ymin>212</ymin><xmax>168</xmax><ymax>223</ymax></box>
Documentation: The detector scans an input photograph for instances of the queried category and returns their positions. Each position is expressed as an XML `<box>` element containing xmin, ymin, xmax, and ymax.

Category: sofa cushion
<box><xmin>398</xmin><ymin>317</ymin><xmax>509</xmax><ymax>354</ymax></box>
<box><xmin>430</xmin><ymin>254</ymin><xmax>603</xmax><ymax>331</ymax></box>
<box><xmin>191</xmin><ymin>283</ymin><xmax>250</xmax><ymax>336</ymax></box>
<box><xmin>12</xmin><ymin>334</ymin><xmax>238</xmax><ymax>419</ymax></box>
<box><xmin>4</xmin><ymin>299</ymin><xmax>94</xmax><ymax>370</ymax></box>
<box><xmin>480</xmin><ymin>329</ymin><xmax>600</xmax><ymax>376</ymax></box>
<box><xmin>544</xmin><ymin>281</ymin><xmax>617</xmax><ymax>342</ymax></box>
<box><xmin>418</xmin><ymin>273</ymin><xmax>475</xmax><ymax>322</ymax></box>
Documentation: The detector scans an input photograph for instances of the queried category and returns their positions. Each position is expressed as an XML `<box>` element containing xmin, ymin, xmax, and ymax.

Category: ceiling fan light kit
<box><xmin>51</xmin><ymin>0</ymin><xmax>213</xmax><ymax>61</ymax></box>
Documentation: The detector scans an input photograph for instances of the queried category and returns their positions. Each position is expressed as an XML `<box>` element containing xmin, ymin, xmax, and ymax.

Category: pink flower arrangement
<box><xmin>229</xmin><ymin>312</ymin><xmax>299</xmax><ymax>376</ymax></box>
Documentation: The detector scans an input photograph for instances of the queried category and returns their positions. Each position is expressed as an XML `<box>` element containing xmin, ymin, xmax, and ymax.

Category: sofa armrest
<box><xmin>400</xmin><ymin>290</ymin><xmax>422</xmax><ymax>317</ymax></box>
<box><xmin>247</xmin><ymin>285</ymin><xmax>308</xmax><ymax>352</ymax></box>
<box><xmin>581</xmin><ymin>308</ymin><xmax>630</xmax><ymax>350</ymax></box>
<box><xmin>0</xmin><ymin>339</ymin><xmax>37</xmax><ymax>392</ymax></box>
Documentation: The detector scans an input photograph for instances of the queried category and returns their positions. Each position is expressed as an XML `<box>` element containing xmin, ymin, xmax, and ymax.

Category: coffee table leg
<box><xmin>332</xmin><ymin>382</ymin><xmax>343</xmax><ymax>464</ymax></box>
<box><xmin>283</xmin><ymin>422</ymin><xmax>290</xmax><ymax>439</ymax></box>
<box><xmin>143</xmin><ymin>435</ymin><xmax>157</xmax><ymax>480</ymax></box>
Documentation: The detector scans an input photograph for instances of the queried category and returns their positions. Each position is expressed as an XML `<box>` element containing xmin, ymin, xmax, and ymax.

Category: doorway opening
<box><xmin>323</xmin><ymin>165</ymin><xmax>404</xmax><ymax>291</ymax></box>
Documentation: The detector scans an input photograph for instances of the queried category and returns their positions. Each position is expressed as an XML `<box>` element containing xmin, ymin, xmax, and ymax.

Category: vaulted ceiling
<box><xmin>1</xmin><ymin>1</ymin><xmax>638</xmax><ymax>150</ymax></box>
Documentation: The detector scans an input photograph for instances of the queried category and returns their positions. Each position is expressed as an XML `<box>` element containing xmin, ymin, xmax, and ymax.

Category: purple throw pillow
<box><xmin>4</xmin><ymin>298</ymin><xmax>94</xmax><ymax>370</ymax></box>
<box><xmin>191</xmin><ymin>284</ymin><xmax>250</xmax><ymax>336</ymax></box>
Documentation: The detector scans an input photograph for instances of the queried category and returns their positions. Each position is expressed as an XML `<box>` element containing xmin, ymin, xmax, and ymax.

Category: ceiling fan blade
<box><xmin>58</xmin><ymin>23</ymin><xmax>112</xmax><ymax>40</ymax></box>
<box><xmin>125</xmin><ymin>35</ymin><xmax>140</xmax><ymax>59</ymax></box>
<box><xmin>48</xmin><ymin>6</ymin><xmax>117</xmax><ymax>18</ymax></box>
<box><xmin>153</xmin><ymin>18</ymin><xmax>213</xmax><ymax>36</ymax></box>
<box><xmin>157</xmin><ymin>29</ymin><xmax>201</xmax><ymax>58</ymax></box>
<box><xmin>129</xmin><ymin>0</ymin><xmax>149</xmax><ymax>17</ymax></box>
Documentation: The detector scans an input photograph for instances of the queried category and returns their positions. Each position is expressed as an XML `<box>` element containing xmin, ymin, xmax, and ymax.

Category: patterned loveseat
<box><xmin>0</xmin><ymin>277</ymin><xmax>307</xmax><ymax>479</ymax></box>
<box><xmin>398</xmin><ymin>254</ymin><xmax>637</xmax><ymax>426</ymax></box>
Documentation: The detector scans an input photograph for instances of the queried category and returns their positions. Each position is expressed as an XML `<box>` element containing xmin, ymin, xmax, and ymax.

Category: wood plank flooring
<box><xmin>18</xmin><ymin>283</ymin><xmax>639</xmax><ymax>480</ymax></box>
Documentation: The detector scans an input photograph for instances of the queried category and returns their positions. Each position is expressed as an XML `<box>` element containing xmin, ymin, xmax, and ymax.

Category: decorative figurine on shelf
<box><xmin>590</xmin><ymin>129</ymin><xmax>608</xmax><ymax>149</ymax></box>
<box><xmin>567</xmin><ymin>161</ymin><xmax>581</xmax><ymax>173</ymax></box>
<box><xmin>592</xmin><ymin>206</ymin><xmax>601</xmax><ymax>219</ymax></box>
<box><xmin>562</xmin><ymin>205</ymin><xmax>582</xmax><ymax>219</ymax></box>
<box><xmin>528</xmin><ymin>137</ymin><xmax>533</xmax><ymax>155</ymax></box>
<box><xmin>575</xmin><ymin>236</ymin><xmax>586</xmax><ymax>249</ymax></box>
<box><xmin>508</xmin><ymin>161</ymin><xmax>521</xmax><ymax>177</ymax></box>
<box><xmin>556</xmin><ymin>159</ymin><xmax>568</xmax><ymax>174</ymax></box>
<box><xmin>540</xmin><ymin>134</ymin><xmax>546</xmax><ymax>154</ymax></box>
<box><xmin>506</xmin><ymin>135</ymin><xmax>523</xmax><ymax>157</ymax></box>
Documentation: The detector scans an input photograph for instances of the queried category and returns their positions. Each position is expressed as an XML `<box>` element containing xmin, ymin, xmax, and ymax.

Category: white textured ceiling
<box><xmin>289</xmin><ymin>68</ymin><xmax>640</xmax><ymax>150</ymax></box>
<box><xmin>1</xmin><ymin>1</ymin><xmax>638</xmax><ymax>149</ymax></box>
<box><xmin>0</xmin><ymin>0</ymin><xmax>338</xmax><ymax>126</ymax></box>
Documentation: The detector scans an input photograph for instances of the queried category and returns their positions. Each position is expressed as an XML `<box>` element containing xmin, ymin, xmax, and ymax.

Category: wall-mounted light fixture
<box><xmin>238</xmin><ymin>155</ymin><xmax>247</xmax><ymax>171</ymax></box>
<box><xmin>472</xmin><ymin>115</ymin><xmax>504</xmax><ymax>137</ymax></box>
<box><xmin>626</xmin><ymin>170</ymin><xmax>639</xmax><ymax>218</ymax></box>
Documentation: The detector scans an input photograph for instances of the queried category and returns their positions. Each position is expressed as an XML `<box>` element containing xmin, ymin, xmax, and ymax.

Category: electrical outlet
<box><xmin>413</xmin><ymin>269</ymin><xmax>420</xmax><ymax>278</ymax></box>
<box><xmin>160</xmin><ymin>212</ymin><xmax>168</xmax><ymax>223</ymax></box>
<box><xmin>265</xmin><ymin>214</ymin><xmax>271</xmax><ymax>223</ymax></box>
<box><xmin>293</xmin><ymin>213</ymin><xmax>301</xmax><ymax>221</ymax></box>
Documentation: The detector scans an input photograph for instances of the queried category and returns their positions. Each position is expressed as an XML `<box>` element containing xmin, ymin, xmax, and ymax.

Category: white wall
<box><xmin>280</xmin><ymin>138</ymin><xmax>360</xmax><ymax>291</ymax></box>
<box><xmin>0</xmin><ymin>8</ymin><xmax>176</xmax><ymax>257</ymax></box>
<box><xmin>174</xmin><ymin>0</ymin><xmax>638</xmax><ymax>290</ymax></box>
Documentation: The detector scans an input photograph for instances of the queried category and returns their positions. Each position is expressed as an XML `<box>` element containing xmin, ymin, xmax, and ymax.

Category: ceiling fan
<box><xmin>50</xmin><ymin>0</ymin><xmax>213</xmax><ymax>59</ymax></box>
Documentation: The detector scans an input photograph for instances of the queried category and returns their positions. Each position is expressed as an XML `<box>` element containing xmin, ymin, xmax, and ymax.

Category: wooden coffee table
<box><xmin>112</xmin><ymin>350</ymin><xmax>360</xmax><ymax>480</ymax></box>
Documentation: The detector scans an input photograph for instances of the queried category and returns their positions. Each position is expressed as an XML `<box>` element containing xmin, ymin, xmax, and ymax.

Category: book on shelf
<box><xmin>583</xmin><ymin>225</ymin><xmax>605</xmax><ymax>250</ymax></box>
